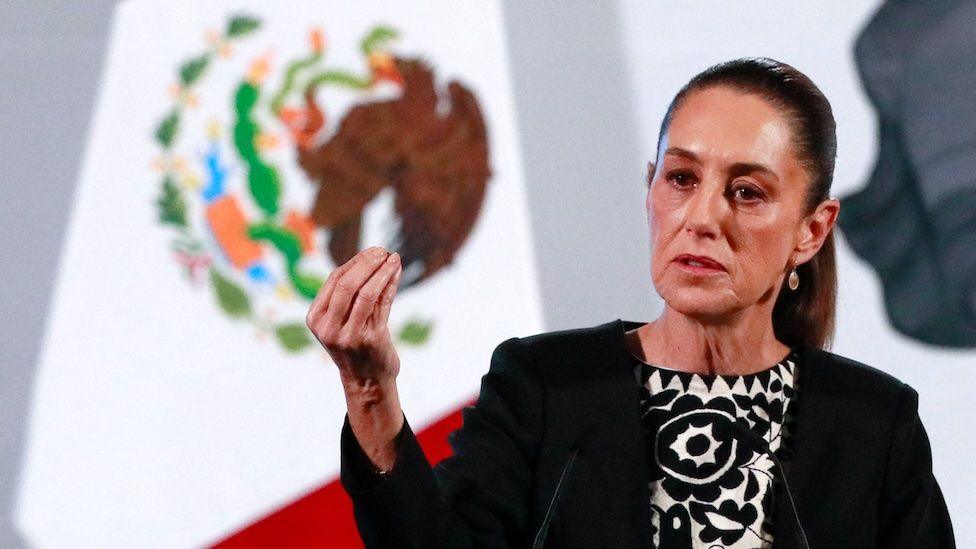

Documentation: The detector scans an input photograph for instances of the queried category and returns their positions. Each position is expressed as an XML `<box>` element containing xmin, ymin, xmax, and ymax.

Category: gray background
<box><xmin>1</xmin><ymin>1</ymin><xmax>654</xmax><ymax>544</ymax></box>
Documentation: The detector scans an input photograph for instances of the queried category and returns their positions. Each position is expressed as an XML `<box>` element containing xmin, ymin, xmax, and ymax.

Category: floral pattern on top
<box><xmin>633</xmin><ymin>351</ymin><xmax>798</xmax><ymax>548</ymax></box>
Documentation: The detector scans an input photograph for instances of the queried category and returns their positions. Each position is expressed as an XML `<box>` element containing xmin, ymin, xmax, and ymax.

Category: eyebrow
<box><xmin>664</xmin><ymin>147</ymin><xmax>779</xmax><ymax>181</ymax></box>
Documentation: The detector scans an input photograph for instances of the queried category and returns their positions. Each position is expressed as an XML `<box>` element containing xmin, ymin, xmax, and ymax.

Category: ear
<box><xmin>645</xmin><ymin>161</ymin><xmax>656</xmax><ymax>211</ymax></box>
<box><xmin>792</xmin><ymin>198</ymin><xmax>840</xmax><ymax>266</ymax></box>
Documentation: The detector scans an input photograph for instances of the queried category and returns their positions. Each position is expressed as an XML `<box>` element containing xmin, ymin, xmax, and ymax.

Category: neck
<box><xmin>629</xmin><ymin>305</ymin><xmax>790</xmax><ymax>376</ymax></box>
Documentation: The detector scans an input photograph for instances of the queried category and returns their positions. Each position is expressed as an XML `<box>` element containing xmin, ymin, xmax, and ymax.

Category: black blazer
<box><xmin>340</xmin><ymin>318</ymin><xmax>955</xmax><ymax>548</ymax></box>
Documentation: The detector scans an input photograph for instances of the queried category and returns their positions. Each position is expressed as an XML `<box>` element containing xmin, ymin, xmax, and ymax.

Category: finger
<box><xmin>308</xmin><ymin>246</ymin><xmax>377</xmax><ymax>323</ymax></box>
<box><xmin>345</xmin><ymin>252</ymin><xmax>401</xmax><ymax>336</ymax></box>
<box><xmin>323</xmin><ymin>247</ymin><xmax>391</xmax><ymax>330</ymax></box>
<box><xmin>372</xmin><ymin>261</ymin><xmax>402</xmax><ymax>331</ymax></box>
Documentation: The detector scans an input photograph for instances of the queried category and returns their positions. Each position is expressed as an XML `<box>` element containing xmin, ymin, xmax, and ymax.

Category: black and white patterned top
<box><xmin>632</xmin><ymin>351</ymin><xmax>799</xmax><ymax>548</ymax></box>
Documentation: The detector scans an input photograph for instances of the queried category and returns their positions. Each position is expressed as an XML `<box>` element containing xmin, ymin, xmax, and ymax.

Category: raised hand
<box><xmin>307</xmin><ymin>245</ymin><xmax>403</xmax><ymax>387</ymax></box>
<box><xmin>308</xmin><ymin>246</ymin><xmax>405</xmax><ymax>470</ymax></box>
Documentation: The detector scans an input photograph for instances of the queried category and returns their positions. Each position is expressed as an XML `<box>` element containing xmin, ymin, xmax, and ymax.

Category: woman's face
<box><xmin>647</xmin><ymin>85</ymin><xmax>836</xmax><ymax>321</ymax></box>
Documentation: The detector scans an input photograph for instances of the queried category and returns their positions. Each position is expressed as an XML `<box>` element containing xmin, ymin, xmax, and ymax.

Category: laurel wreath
<box><xmin>152</xmin><ymin>14</ymin><xmax>433</xmax><ymax>353</ymax></box>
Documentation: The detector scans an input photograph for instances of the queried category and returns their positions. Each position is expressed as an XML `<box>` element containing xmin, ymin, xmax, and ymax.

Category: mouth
<box><xmin>673</xmin><ymin>254</ymin><xmax>727</xmax><ymax>274</ymax></box>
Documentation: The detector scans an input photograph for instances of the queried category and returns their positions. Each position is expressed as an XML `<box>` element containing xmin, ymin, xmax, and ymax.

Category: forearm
<box><xmin>339</xmin><ymin>337</ymin><xmax>540</xmax><ymax>549</ymax></box>
<box><xmin>342</xmin><ymin>373</ymin><xmax>404</xmax><ymax>471</ymax></box>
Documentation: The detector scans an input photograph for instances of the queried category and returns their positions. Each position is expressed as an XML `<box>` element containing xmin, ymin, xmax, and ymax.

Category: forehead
<box><xmin>661</xmin><ymin>86</ymin><xmax>798</xmax><ymax>171</ymax></box>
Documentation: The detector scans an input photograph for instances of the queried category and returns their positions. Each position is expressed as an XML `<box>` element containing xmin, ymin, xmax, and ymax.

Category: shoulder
<box><xmin>512</xmin><ymin>319</ymin><xmax>618</xmax><ymax>351</ymax></box>
<box><xmin>800</xmin><ymin>345</ymin><xmax>918</xmax><ymax>417</ymax></box>
<box><xmin>501</xmin><ymin>318</ymin><xmax>621</xmax><ymax>360</ymax></box>
<box><xmin>803</xmin><ymin>346</ymin><xmax>907</xmax><ymax>390</ymax></box>
<box><xmin>475</xmin><ymin>321</ymin><xmax>622</xmax><ymax>418</ymax></box>
<box><xmin>492</xmin><ymin>319</ymin><xmax>625</xmax><ymax>382</ymax></box>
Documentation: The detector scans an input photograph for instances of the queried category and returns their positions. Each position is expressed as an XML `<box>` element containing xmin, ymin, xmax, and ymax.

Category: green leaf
<box><xmin>248</xmin><ymin>223</ymin><xmax>303</xmax><ymax>262</ymax></box>
<box><xmin>275</xmin><ymin>323</ymin><xmax>313</xmax><ymax>352</ymax></box>
<box><xmin>209</xmin><ymin>268</ymin><xmax>252</xmax><ymax>318</ymax></box>
<box><xmin>360</xmin><ymin>25</ymin><xmax>399</xmax><ymax>55</ymax></box>
<box><xmin>270</xmin><ymin>50</ymin><xmax>324</xmax><ymax>114</ymax></box>
<box><xmin>305</xmin><ymin>70</ymin><xmax>372</xmax><ymax>91</ymax></box>
<box><xmin>397</xmin><ymin>318</ymin><xmax>433</xmax><ymax>345</ymax></box>
<box><xmin>247</xmin><ymin>163</ymin><xmax>282</xmax><ymax>217</ymax></box>
<box><xmin>179</xmin><ymin>54</ymin><xmax>210</xmax><ymax>87</ymax></box>
<box><xmin>226</xmin><ymin>15</ymin><xmax>261</xmax><ymax>38</ymax></box>
<box><xmin>155</xmin><ymin>109</ymin><xmax>180</xmax><ymax>149</ymax></box>
<box><xmin>157</xmin><ymin>175</ymin><xmax>187</xmax><ymax>227</ymax></box>
<box><xmin>291</xmin><ymin>270</ymin><xmax>324</xmax><ymax>300</ymax></box>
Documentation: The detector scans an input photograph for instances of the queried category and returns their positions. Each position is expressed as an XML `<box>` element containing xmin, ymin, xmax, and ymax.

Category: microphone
<box><xmin>532</xmin><ymin>423</ymin><xmax>595</xmax><ymax>549</ymax></box>
<box><xmin>720</xmin><ymin>417</ymin><xmax>810</xmax><ymax>549</ymax></box>
<box><xmin>531</xmin><ymin>445</ymin><xmax>579</xmax><ymax>549</ymax></box>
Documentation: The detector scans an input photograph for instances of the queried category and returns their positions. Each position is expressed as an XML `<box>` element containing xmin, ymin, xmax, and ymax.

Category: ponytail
<box><xmin>772</xmin><ymin>230</ymin><xmax>837</xmax><ymax>350</ymax></box>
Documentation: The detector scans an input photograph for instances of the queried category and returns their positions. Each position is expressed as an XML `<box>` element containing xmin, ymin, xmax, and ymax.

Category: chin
<box><xmin>658</xmin><ymin>285</ymin><xmax>739</xmax><ymax>320</ymax></box>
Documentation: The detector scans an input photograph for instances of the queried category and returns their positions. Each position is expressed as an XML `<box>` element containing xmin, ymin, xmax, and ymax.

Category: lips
<box><xmin>673</xmin><ymin>254</ymin><xmax>727</xmax><ymax>272</ymax></box>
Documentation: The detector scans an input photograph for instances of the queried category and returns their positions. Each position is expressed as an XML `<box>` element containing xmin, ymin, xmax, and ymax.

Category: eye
<box><xmin>666</xmin><ymin>170</ymin><xmax>696</xmax><ymax>188</ymax></box>
<box><xmin>731</xmin><ymin>183</ymin><xmax>764</xmax><ymax>203</ymax></box>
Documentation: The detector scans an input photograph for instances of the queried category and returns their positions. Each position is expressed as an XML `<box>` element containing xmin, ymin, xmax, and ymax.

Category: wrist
<box><xmin>344</xmin><ymin>377</ymin><xmax>403</xmax><ymax>442</ymax></box>
<box><xmin>345</xmin><ymin>394</ymin><xmax>404</xmax><ymax>472</ymax></box>
<box><xmin>342</xmin><ymin>373</ymin><xmax>398</xmax><ymax>409</ymax></box>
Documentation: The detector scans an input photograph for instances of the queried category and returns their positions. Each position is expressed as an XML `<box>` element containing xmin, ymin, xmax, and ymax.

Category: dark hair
<box><xmin>653</xmin><ymin>57</ymin><xmax>838</xmax><ymax>350</ymax></box>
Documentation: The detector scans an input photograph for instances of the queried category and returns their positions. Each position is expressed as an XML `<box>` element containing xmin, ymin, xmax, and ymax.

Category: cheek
<box><xmin>731</xmin><ymin>217</ymin><xmax>793</xmax><ymax>281</ymax></box>
<box><xmin>648</xmin><ymin>186</ymin><xmax>682</xmax><ymax>236</ymax></box>
<box><xmin>648</xmin><ymin>199</ymin><xmax>679</xmax><ymax>266</ymax></box>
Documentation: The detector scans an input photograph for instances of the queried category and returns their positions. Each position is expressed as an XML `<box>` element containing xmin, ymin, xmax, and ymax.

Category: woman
<box><xmin>306</xmin><ymin>58</ymin><xmax>955</xmax><ymax>548</ymax></box>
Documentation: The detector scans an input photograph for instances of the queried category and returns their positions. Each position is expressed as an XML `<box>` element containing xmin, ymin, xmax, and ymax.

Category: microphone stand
<box><xmin>722</xmin><ymin>418</ymin><xmax>810</xmax><ymax>549</ymax></box>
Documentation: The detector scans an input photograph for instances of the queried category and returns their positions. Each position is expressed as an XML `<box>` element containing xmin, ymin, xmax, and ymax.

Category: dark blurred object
<box><xmin>842</xmin><ymin>0</ymin><xmax>976</xmax><ymax>347</ymax></box>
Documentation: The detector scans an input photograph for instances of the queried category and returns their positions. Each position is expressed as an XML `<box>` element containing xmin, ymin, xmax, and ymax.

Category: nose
<box><xmin>683</xmin><ymin>180</ymin><xmax>725</xmax><ymax>239</ymax></box>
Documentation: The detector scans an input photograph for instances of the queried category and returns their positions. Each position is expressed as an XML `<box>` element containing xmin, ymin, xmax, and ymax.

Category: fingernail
<box><xmin>387</xmin><ymin>252</ymin><xmax>400</xmax><ymax>263</ymax></box>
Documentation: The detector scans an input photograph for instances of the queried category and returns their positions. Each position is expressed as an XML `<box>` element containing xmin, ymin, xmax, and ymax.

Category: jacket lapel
<box><xmin>571</xmin><ymin>318</ymin><xmax>653</xmax><ymax>548</ymax></box>
<box><xmin>771</xmin><ymin>344</ymin><xmax>837</xmax><ymax>548</ymax></box>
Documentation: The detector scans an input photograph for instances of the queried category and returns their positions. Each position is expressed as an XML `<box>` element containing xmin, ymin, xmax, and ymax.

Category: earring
<box><xmin>788</xmin><ymin>266</ymin><xmax>800</xmax><ymax>291</ymax></box>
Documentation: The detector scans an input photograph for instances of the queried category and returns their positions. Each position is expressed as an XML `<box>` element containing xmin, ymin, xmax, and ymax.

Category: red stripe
<box><xmin>211</xmin><ymin>399</ymin><xmax>473</xmax><ymax>548</ymax></box>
